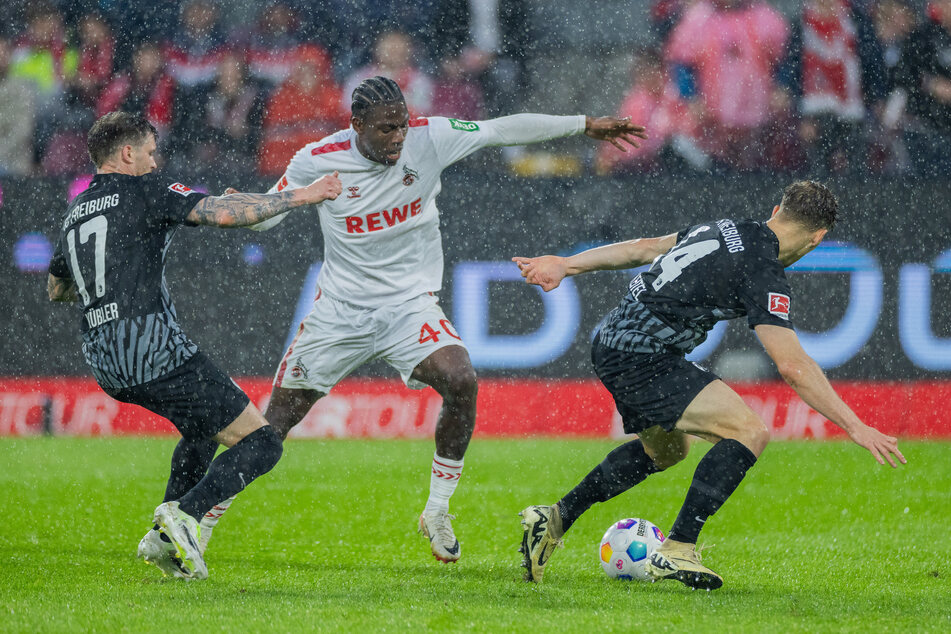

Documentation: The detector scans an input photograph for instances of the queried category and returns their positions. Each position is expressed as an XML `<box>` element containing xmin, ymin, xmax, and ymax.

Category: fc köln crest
<box><xmin>402</xmin><ymin>165</ymin><xmax>419</xmax><ymax>186</ymax></box>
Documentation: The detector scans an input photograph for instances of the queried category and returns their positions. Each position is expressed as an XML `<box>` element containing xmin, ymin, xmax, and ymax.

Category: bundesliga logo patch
<box><xmin>168</xmin><ymin>182</ymin><xmax>195</xmax><ymax>196</ymax></box>
<box><xmin>768</xmin><ymin>292</ymin><xmax>790</xmax><ymax>319</ymax></box>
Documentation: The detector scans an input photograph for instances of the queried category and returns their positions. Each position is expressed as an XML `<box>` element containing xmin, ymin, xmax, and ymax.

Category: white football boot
<box><xmin>137</xmin><ymin>528</ymin><xmax>189</xmax><ymax>579</ymax></box>
<box><xmin>418</xmin><ymin>510</ymin><xmax>461</xmax><ymax>563</ymax></box>
<box><xmin>153</xmin><ymin>502</ymin><xmax>208</xmax><ymax>580</ymax></box>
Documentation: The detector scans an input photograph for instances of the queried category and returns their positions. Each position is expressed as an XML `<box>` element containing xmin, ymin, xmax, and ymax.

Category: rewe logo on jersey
<box><xmin>449</xmin><ymin>118</ymin><xmax>479</xmax><ymax>132</ymax></box>
<box><xmin>768</xmin><ymin>292</ymin><xmax>790</xmax><ymax>319</ymax></box>
<box><xmin>345</xmin><ymin>197</ymin><xmax>423</xmax><ymax>234</ymax></box>
<box><xmin>168</xmin><ymin>183</ymin><xmax>195</xmax><ymax>196</ymax></box>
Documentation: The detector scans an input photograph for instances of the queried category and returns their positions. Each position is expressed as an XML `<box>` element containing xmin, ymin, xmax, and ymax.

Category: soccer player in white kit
<box><xmin>201</xmin><ymin>76</ymin><xmax>647</xmax><ymax>563</ymax></box>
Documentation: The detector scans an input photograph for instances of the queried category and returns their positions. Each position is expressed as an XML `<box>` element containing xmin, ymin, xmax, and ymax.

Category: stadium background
<box><xmin>1</xmin><ymin>0</ymin><xmax>950</xmax><ymax>439</ymax></box>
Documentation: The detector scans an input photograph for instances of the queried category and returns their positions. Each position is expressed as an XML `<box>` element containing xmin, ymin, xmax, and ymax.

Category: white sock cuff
<box><xmin>433</xmin><ymin>454</ymin><xmax>463</xmax><ymax>470</ymax></box>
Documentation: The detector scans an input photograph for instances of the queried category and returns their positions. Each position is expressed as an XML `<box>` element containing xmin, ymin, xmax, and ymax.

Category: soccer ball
<box><xmin>598</xmin><ymin>518</ymin><xmax>665</xmax><ymax>581</ymax></box>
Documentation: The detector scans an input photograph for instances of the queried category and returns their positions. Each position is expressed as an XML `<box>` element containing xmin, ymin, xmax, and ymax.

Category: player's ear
<box><xmin>120</xmin><ymin>144</ymin><xmax>134</xmax><ymax>164</ymax></box>
<box><xmin>810</xmin><ymin>228</ymin><xmax>828</xmax><ymax>247</ymax></box>
<box><xmin>351</xmin><ymin>115</ymin><xmax>363</xmax><ymax>134</ymax></box>
<box><xmin>771</xmin><ymin>204</ymin><xmax>780</xmax><ymax>218</ymax></box>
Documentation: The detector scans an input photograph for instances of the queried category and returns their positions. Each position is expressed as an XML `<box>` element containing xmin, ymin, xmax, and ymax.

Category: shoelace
<box><xmin>430</xmin><ymin>513</ymin><xmax>457</xmax><ymax>543</ymax></box>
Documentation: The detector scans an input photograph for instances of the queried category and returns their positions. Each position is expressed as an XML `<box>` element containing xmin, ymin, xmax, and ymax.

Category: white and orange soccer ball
<box><xmin>598</xmin><ymin>518</ymin><xmax>665</xmax><ymax>581</ymax></box>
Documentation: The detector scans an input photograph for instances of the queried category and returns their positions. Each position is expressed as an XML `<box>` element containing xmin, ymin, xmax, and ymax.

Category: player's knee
<box><xmin>443</xmin><ymin>366</ymin><xmax>478</xmax><ymax>403</ymax></box>
<box><xmin>735</xmin><ymin>413</ymin><xmax>769</xmax><ymax>455</ymax></box>
<box><xmin>650</xmin><ymin>441</ymin><xmax>689</xmax><ymax>470</ymax></box>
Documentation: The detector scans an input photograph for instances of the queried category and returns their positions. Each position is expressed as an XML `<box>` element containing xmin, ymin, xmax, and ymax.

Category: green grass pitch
<box><xmin>1</xmin><ymin>437</ymin><xmax>948</xmax><ymax>632</ymax></box>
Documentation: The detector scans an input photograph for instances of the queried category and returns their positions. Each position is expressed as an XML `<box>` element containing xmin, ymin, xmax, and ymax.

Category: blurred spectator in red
<box><xmin>430</xmin><ymin>52</ymin><xmax>486</xmax><ymax>120</ymax></box>
<box><xmin>258</xmin><ymin>46</ymin><xmax>346</xmax><ymax>175</ymax></box>
<box><xmin>245</xmin><ymin>1</ymin><xmax>334</xmax><ymax>96</ymax></box>
<box><xmin>69</xmin><ymin>13</ymin><xmax>114</xmax><ymax>109</ymax></box>
<box><xmin>665</xmin><ymin>0</ymin><xmax>790</xmax><ymax>170</ymax></box>
<box><xmin>651</xmin><ymin>0</ymin><xmax>689</xmax><ymax>41</ymax></box>
<box><xmin>596</xmin><ymin>48</ymin><xmax>705</xmax><ymax>174</ymax></box>
<box><xmin>97</xmin><ymin>43</ymin><xmax>175</xmax><ymax>137</ymax></box>
<box><xmin>783</xmin><ymin>0</ymin><xmax>868</xmax><ymax>173</ymax></box>
<box><xmin>344</xmin><ymin>31</ymin><xmax>434</xmax><ymax>115</ymax></box>
<box><xmin>173</xmin><ymin>53</ymin><xmax>265</xmax><ymax>177</ymax></box>
<box><xmin>163</xmin><ymin>0</ymin><xmax>226</xmax><ymax>94</ymax></box>
<box><xmin>0</xmin><ymin>33</ymin><xmax>36</xmax><ymax>175</ymax></box>
<box><xmin>896</xmin><ymin>0</ymin><xmax>951</xmax><ymax>175</ymax></box>
<box><xmin>9</xmin><ymin>3</ymin><xmax>78</xmax><ymax>163</ymax></box>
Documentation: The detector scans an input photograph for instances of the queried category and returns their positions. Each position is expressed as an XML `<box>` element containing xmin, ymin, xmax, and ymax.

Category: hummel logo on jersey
<box><xmin>168</xmin><ymin>183</ymin><xmax>196</xmax><ymax>196</ymax></box>
<box><xmin>768</xmin><ymin>292</ymin><xmax>790</xmax><ymax>319</ymax></box>
<box><xmin>347</xmin><ymin>186</ymin><xmax>361</xmax><ymax>198</ymax></box>
<box><xmin>402</xmin><ymin>165</ymin><xmax>419</xmax><ymax>186</ymax></box>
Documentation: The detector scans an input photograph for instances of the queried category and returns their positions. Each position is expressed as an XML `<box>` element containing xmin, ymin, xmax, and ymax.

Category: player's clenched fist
<box><xmin>512</xmin><ymin>255</ymin><xmax>568</xmax><ymax>292</ymax></box>
<box><xmin>306</xmin><ymin>171</ymin><xmax>343</xmax><ymax>202</ymax></box>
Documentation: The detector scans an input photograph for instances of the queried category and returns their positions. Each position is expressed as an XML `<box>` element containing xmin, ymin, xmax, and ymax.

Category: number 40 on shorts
<box><xmin>418</xmin><ymin>320</ymin><xmax>461</xmax><ymax>344</ymax></box>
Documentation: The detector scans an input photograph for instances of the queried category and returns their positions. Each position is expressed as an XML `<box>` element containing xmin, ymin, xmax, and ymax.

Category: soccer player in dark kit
<box><xmin>512</xmin><ymin>181</ymin><xmax>905</xmax><ymax>590</ymax></box>
<box><xmin>47</xmin><ymin>111</ymin><xmax>342</xmax><ymax>580</ymax></box>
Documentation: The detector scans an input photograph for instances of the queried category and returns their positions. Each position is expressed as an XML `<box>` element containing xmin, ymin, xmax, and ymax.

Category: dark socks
<box><xmin>176</xmin><ymin>426</ymin><xmax>283</xmax><ymax>521</ymax></box>
<box><xmin>558</xmin><ymin>439</ymin><xmax>660</xmax><ymax>533</ymax></box>
<box><xmin>164</xmin><ymin>437</ymin><xmax>219</xmax><ymax>502</ymax></box>
<box><xmin>668</xmin><ymin>439</ymin><xmax>757</xmax><ymax>544</ymax></box>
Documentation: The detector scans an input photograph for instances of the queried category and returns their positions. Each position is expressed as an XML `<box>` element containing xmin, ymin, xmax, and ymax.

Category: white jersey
<box><xmin>255</xmin><ymin>114</ymin><xmax>586</xmax><ymax>307</ymax></box>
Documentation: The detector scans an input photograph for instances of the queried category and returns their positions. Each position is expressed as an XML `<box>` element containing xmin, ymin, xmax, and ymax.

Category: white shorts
<box><xmin>274</xmin><ymin>290</ymin><xmax>466</xmax><ymax>393</ymax></box>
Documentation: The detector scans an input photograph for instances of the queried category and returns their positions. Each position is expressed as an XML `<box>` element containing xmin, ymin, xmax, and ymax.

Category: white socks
<box><xmin>200</xmin><ymin>495</ymin><xmax>234</xmax><ymax>530</ymax></box>
<box><xmin>424</xmin><ymin>454</ymin><xmax>463</xmax><ymax>514</ymax></box>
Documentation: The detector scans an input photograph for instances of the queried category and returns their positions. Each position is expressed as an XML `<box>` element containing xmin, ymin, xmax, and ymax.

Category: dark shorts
<box><xmin>592</xmin><ymin>336</ymin><xmax>719</xmax><ymax>435</ymax></box>
<box><xmin>103</xmin><ymin>351</ymin><xmax>250</xmax><ymax>440</ymax></box>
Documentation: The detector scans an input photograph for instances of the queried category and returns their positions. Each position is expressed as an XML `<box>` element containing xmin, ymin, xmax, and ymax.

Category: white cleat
<box><xmin>153</xmin><ymin>502</ymin><xmax>208</xmax><ymax>580</ymax></box>
<box><xmin>418</xmin><ymin>510</ymin><xmax>461</xmax><ymax>563</ymax></box>
<box><xmin>137</xmin><ymin>528</ymin><xmax>189</xmax><ymax>579</ymax></box>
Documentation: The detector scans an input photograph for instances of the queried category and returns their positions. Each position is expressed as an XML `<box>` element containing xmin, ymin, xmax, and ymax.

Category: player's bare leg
<box><xmin>648</xmin><ymin>380</ymin><xmax>768</xmax><ymax>590</ymax></box>
<box><xmin>410</xmin><ymin>345</ymin><xmax>478</xmax><ymax>563</ymax></box>
<box><xmin>197</xmin><ymin>386</ymin><xmax>323</xmax><ymax>551</ymax></box>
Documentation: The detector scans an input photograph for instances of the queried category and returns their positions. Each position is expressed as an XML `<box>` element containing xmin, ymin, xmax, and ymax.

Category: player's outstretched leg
<box><xmin>519</xmin><ymin>433</ymin><xmax>682</xmax><ymax>582</ymax></box>
<box><xmin>647</xmin><ymin>381</ymin><xmax>768</xmax><ymax>590</ymax></box>
<box><xmin>411</xmin><ymin>346</ymin><xmax>477</xmax><ymax>563</ymax></box>
<box><xmin>196</xmin><ymin>387</ymin><xmax>321</xmax><ymax>554</ymax></box>
<box><xmin>139</xmin><ymin>437</ymin><xmax>218</xmax><ymax>575</ymax></box>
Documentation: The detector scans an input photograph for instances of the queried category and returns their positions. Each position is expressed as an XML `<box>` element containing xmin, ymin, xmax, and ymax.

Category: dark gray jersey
<box><xmin>598</xmin><ymin>219</ymin><xmax>794</xmax><ymax>355</ymax></box>
<box><xmin>49</xmin><ymin>173</ymin><xmax>208</xmax><ymax>388</ymax></box>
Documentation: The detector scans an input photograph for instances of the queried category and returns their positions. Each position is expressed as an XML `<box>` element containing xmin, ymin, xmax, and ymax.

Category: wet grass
<box><xmin>1</xmin><ymin>438</ymin><xmax>948</xmax><ymax>632</ymax></box>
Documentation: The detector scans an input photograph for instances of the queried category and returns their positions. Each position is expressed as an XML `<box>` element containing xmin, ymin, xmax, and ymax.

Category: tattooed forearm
<box><xmin>187</xmin><ymin>191</ymin><xmax>302</xmax><ymax>227</ymax></box>
<box><xmin>48</xmin><ymin>274</ymin><xmax>78</xmax><ymax>302</ymax></box>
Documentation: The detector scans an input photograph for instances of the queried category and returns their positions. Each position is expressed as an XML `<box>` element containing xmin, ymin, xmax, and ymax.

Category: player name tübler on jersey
<box><xmin>85</xmin><ymin>302</ymin><xmax>120</xmax><ymax>328</ymax></box>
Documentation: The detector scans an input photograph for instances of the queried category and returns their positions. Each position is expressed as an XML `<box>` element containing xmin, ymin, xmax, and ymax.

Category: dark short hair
<box><xmin>351</xmin><ymin>76</ymin><xmax>405</xmax><ymax>119</ymax></box>
<box><xmin>779</xmin><ymin>180</ymin><xmax>838</xmax><ymax>231</ymax></box>
<box><xmin>87</xmin><ymin>111</ymin><xmax>156</xmax><ymax>167</ymax></box>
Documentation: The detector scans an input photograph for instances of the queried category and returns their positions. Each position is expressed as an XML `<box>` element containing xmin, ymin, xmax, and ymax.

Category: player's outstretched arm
<box><xmin>755</xmin><ymin>324</ymin><xmax>906</xmax><ymax>467</ymax></box>
<box><xmin>512</xmin><ymin>233</ymin><xmax>677</xmax><ymax>291</ymax></box>
<box><xmin>186</xmin><ymin>172</ymin><xmax>342</xmax><ymax>228</ymax></box>
<box><xmin>47</xmin><ymin>274</ymin><xmax>78</xmax><ymax>302</ymax></box>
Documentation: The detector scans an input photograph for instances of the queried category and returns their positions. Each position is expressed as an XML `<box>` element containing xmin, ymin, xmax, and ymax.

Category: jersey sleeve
<box><xmin>740</xmin><ymin>255</ymin><xmax>795</xmax><ymax>330</ymax></box>
<box><xmin>428</xmin><ymin>114</ymin><xmax>586</xmax><ymax>168</ymax></box>
<box><xmin>140</xmin><ymin>175</ymin><xmax>209</xmax><ymax>227</ymax></box>
<box><xmin>48</xmin><ymin>238</ymin><xmax>71</xmax><ymax>278</ymax></box>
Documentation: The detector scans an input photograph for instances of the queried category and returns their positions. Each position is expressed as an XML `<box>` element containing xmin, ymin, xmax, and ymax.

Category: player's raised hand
<box><xmin>303</xmin><ymin>171</ymin><xmax>343</xmax><ymax>203</ymax></box>
<box><xmin>847</xmin><ymin>423</ymin><xmax>906</xmax><ymax>468</ymax></box>
<box><xmin>512</xmin><ymin>255</ymin><xmax>568</xmax><ymax>292</ymax></box>
<box><xmin>584</xmin><ymin>116</ymin><xmax>648</xmax><ymax>151</ymax></box>
<box><xmin>223</xmin><ymin>187</ymin><xmax>241</xmax><ymax>195</ymax></box>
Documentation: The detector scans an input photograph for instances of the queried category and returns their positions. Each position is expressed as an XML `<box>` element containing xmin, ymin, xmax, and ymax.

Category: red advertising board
<box><xmin>1</xmin><ymin>377</ymin><xmax>949</xmax><ymax>439</ymax></box>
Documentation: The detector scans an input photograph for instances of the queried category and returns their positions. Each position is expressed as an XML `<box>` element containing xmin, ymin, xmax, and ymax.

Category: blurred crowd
<box><xmin>0</xmin><ymin>0</ymin><xmax>949</xmax><ymax>179</ymax></box>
